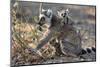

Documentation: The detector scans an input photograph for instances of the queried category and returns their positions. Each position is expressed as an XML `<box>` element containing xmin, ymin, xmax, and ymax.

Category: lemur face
<box><xmin>38</xmin><ymin>9</ymin><xmax>53</xmax><ymax>27</ymax></box>
<box><xmin>57</xmin><ymin>9</ymin><xmax>69</xmax><ymax>18</ymax></box>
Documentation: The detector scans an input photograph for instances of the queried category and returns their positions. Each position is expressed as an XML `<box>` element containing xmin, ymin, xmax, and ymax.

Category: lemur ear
<box><xmin>57</xmin><ymin>11</ymin><xmax>60</xmax><ymax>14</ymax></box>
<box><xmin>42</xmin><ymin>9</ymin><xmax>46</xmax><ymax>12</ymax></box>
<box><xmin>66</xmin><ymin>9</ymin><xmax>69</xmax><ymax>11</ymax></box>
<box><xmin>65</xmin><ymin>9</ymin><xmax>69</xmax><ymax>13</ymax></box>
<box><xmin>57</xmin><ymin>11</ymin><xmax>61</xmax><ymax>16</ymax></box>
<box><xmin>46</xmin><ymin>9</ymin><xmax>53</xmax><ymax>18</ymax></box>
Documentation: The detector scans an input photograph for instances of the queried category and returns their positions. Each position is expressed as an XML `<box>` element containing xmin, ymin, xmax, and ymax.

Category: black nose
<box><xmin>38</xmin><ymin>22</ymin><xmax>43</xmax><ymax>26</ymax></box>
<box><xmin>40</xmin><ymin>17</ymin><xmax>45</xmax><ymax>21</ymax></box>
<box><xmin>38</xmin><ymin>17</ymin><xmax>45</xmax><ymax>26</ymax></box>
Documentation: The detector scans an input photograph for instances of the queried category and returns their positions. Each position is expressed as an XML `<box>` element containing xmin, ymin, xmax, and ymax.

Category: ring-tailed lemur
<box><xmin>57</xmin><ymin>9</ymin><xmax>69</xmax><ymax>24</ymax></box>
<box><xmin>57</xmin><ymin>9</ymin><xmax>96</xmax><ymax>58</ymax></box>
<box><xmin>30</xmin><ymin>8</ymin><xmax>96</xmax><ymax>58</ymax></box>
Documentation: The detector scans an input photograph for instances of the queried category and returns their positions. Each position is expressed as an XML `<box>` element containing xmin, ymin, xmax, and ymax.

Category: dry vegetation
<box><xmin>11</xmin><ymin>8</ymin><xmax>59</xmax><ymax>66</ymax></box>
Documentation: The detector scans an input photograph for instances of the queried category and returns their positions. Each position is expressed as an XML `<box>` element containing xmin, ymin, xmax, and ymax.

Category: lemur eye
<box><xmin>41</xmin><ymin>17</ymin><xmax>45</xmax><ymax>21</ymax></box>
<box><xmin>64</xmin><ymin>13</ymin><xmax>66</xmax><ymax>15</ymax></box>
<box><xmin>61</xmin><ymin>14</ymin><xmax>63</xmax><ymax>16</ymax></box>
<box><xmin>61</xmin><ymin>13</ymin><xmax>66</xmax><ymax>17</ymax></box>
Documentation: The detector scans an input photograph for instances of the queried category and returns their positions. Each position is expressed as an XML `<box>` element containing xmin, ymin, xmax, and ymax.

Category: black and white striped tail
<box><xmin>79</xmin><ymin>47</ymin><xmax>96</xmax><ymax>55</ymax></box>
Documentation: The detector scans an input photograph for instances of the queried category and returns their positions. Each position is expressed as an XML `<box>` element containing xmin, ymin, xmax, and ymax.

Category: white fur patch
<box><xmin>57</xmin><ymin>9</ymin><xmax>69</xmax><ymax>18</ymax></box>
<box><xmin>39</xmin><ymin>9</ymin><xmax>53</xmax><ymax>27</ymax></box>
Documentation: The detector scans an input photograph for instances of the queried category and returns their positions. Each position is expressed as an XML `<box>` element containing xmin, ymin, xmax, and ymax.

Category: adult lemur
<box><xmin>31</xmin><ymin>8</ymin><xmax>96</xmax><ymax>57</ymax></box>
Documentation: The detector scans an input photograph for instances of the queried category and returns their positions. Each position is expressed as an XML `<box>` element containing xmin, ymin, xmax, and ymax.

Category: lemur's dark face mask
<box><xmin>61</xmin><ymin>12</ymin><xmax>67</xmax><ymax>18</ymax></box>
<box><xmin>38</xmin><ymin>17</ymin><xmax>46</xmax><ymax>26</ymax></box>
<box><xmin>38</xmin><ymin>11</ymin><xmax>52</xmax><ymax>26</ymax></box>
